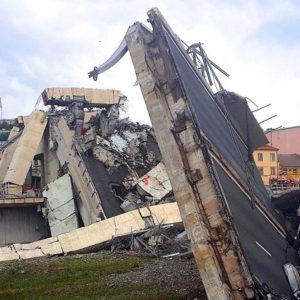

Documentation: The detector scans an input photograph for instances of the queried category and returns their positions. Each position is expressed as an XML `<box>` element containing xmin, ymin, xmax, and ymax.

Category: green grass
<box><xmin>0</xmin><ymin>254</ymin><xmax>184</xmax><ymax>300</ymax></box>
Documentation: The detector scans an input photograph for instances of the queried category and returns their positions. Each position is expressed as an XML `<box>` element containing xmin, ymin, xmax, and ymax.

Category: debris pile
<box><xmin>0</xmin><ymin>87</ymin><xmax>178</xmax><ymax>249</ymax></box>
<box><xmin>2</xmin><ymin>7</ymin><xmax>300</xmax><ymax>299</ymax></box>
<box><xmin>78</xmin><ymin>103</ymin><xmax>174</xmax><ymax>214</ymax></box>
<box><xmin>111</xmin><ymin>224</ymin><xmax>190</xmax><ymax>258</ymax></box>
<box><xmin>0</xmin><ymin>202</ymin><xmax>182</xmax><ymax>262</ymax></box>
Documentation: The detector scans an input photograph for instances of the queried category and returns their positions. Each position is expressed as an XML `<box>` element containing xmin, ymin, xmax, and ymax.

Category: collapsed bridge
<box><xmin>0</xmin><ymin>7</ymin><xmax>300</xmax><ymax>300</ymax></box>
<box><xmin>0</xmin><ymin>87</ymin><xmax>176</xmax><ymax>243</ymax></box>
<box><xmin>88</xmin><ymin>7</ymin><xmax>300</xmax><ymax>299</ymax></box>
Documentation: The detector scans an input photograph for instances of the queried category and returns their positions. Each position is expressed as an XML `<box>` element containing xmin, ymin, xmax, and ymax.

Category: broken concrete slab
<box><xmin>43</xmin><ymin>175</ymin><xmax>73</xmax><ymax>210</ymax></box>
<box><xmin>43</xmin><ymin>174</ymin><xmax>78</xmax><ymax>236</ymax></box>
<box><xmin>48</xmin><ymin>215</ymin><xmax>79</xmax><ymax>237</ymax></box>
<box><xmin>17</xmin><ymin>249</ymin><xmax>45</xmax><ymax>260</ymax></box>
<box><xmin>4</xmin><ymin>111</ymin><xmax>48</xmax><ymax>186</ymax></box>
<box><xmin>53</xmin><ymin>117</ymin><xmax>104</xmax><ymax>225</ymax></box>
<box><xmin>42</xmin><ymin>88</ymin><xmax>125</xmax><ymax>106</ymax></box>
<box><xmin>58</xmin><ymin>202</ymin><xmax>181</xmax><ymax>254</ymax></box>
<box><xmin>0</xmin><ymin>246</ymin><xmax>20</xmax><ymax>261</ymax></box>
<box><xmin>135</xmin><ymin>162</ymin><xmax>172</xmax><ymax>199</ymax></box>
<box><xmin>47</xmin><ymin>201</ymin><xmax>76</xmax><ymax>222</ymax></box>
<box><xmin>43</xmin><ymin>139</ymin><xmax>61</xmax><ymax>185</ymax></box>
<box><xmin>0</xmin><ymin>126</ymin><xmax>20</xmax><ymax>182</ymax></box>
<box><xmin>120</xmin><ymin>192</ymin><xmax>140</xmax><ymax>212</ymax></box>
<box><xmin>0</xmin><ymin>202</ymin><xmax>181</xmax><ymax>262</ymax></box>
<box><xmin>0</xmin><ymin>85</ymin><xmax>172</xmax><ymax>260</ymax></box>
<box><xmin>14</xmin><ymin>237</ymin><xmax>63</xmax><ymax>257</ymax></box>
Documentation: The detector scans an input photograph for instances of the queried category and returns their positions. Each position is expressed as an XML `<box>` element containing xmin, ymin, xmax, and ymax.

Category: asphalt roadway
<box><xmin>163</xmin><ymin>25</ymin><xmax>299</xmax><ymax>297</ymax></box>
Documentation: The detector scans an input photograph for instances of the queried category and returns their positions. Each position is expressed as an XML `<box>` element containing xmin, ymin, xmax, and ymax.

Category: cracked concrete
<box><xmin>43</xmin><ymin>174</ymin><xmax>79</xmax><ymax>236</ymax></box>
<box><xmin>0</xmin><ymin>202</ymin><xmax>181</xmax><ymax>262</ymax></box>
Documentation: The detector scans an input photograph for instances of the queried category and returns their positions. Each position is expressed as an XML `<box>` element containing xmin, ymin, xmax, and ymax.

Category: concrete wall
<box><xmin>0</xmin><ymin>207</ymin><xmax>49</xmax><ymax>246</ymax></box>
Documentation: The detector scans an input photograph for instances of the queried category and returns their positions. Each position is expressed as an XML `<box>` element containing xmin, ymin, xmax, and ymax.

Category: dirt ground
<box><xmin>0</xmin><ymin>250</ymin><xmax>207</xmax><ymax>299</ymax></box>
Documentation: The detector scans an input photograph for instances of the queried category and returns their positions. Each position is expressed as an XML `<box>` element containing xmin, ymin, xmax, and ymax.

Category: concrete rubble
<box><xmin>0</xmin><ymin>86</ymin><xmax>182</xmax><ymax>262</ymax></box>
<box><xmin>4</xmin><ymin>111</ymin><xmax>47</xmax><ymax>186</ymax></box>
<box><xmin>110</xmin><ymin>224</ymin><xmax>190</xmax><ymax>258</ymax></box>
<box><xmin>43</xmin><ymin>174</ymin><xmax>79</xmax><ymax>236</ymax></box>
<box><xmin>0</xmin><ymin>202</ymin><xmax>181</xmax><ymax>262</ymax></box>
<box><xmin>2</xmin><ymin>7</ymin><xmax>300</xmax><ymax>300</ymax></box>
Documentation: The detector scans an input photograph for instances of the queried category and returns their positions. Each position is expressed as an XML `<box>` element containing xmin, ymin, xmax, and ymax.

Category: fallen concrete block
<box><xmin>14</xmin><ymin>237</ymin><xmax>63</xmax><ymax>257</ymax></box>
<box><xmin>17</xmin><ymin>249</ymin><xmax>45</xmax><ymax>260</ymax></box>
<box><xmin>58</xmin><ymin>202</ymin><xmax>181</xmax><ymax>254</ymax></box>
<box><xmin>40</xmin><ymin>241</ymin><xmax>63</xmax><ymax>256</ymax></box>
<box><xmin>0</xmin><ymin>245</ymin><xmax>20</xmax><ymax>261</ymax></box>
<box><xmin>12</xmin><ymin>237</ymin><xmax>63</xmax><ymax>261</ymax></box>
<box><xmin>136</xmin><ymin>162</ymin><xmax>172</xmax><ymax>199</ymax></box>
<box><xmin>49</xmin><ymin>215</ymin><xmax>79</xmax><ymax>237</ymax></box>
<box><xmin>42</xmin><ymin>88</ymin><xmax>124</xmax><ymax>106</ymax></box>
<box><xmin>0</xmin><ymin>126</ymin><xmax>20</xmax><ymax>182</ymax></box>
<box><xmin>4</xmin><ymin>110</ymin><xmax>48</xmax><ymax>186</ymax></box>
<box><xmin>43</xmin><ymin>174</ymin><xmax>79</xmax><ymax>236</ymax></box>
<box><xmin>12</xmin><ymin>243</ymin><xmax>22</xmax><ymax>252</ymax></box>
<box><xmin>0</xmin><ymin>203</ymin><xmax>181</xmax><ymax>261</ymax></box>
<box><xmin>120</xmin><ymin>199</ymin><xmax>137</xmax><ymax>212</ymax></box>
<box><xmin>0</xmin><ymin>246</ymin><xmax>15</xmax><ymax>253</ymax></box>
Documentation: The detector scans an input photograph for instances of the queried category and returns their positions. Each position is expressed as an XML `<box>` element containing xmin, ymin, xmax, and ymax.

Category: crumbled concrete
<box><xmin>0</xmin><ymin>247</ymin><xmax>20</xmax><ymax>261</ymax></box>
<box><xmin>0</xmin><ymin>203</ymin><xmax>181</xmax><ymax>262</ymax></box>
<box><xmin>4</xmin><ymin>111</ymin><xmax>48</xmax><ymax>186</ymax></box>
<box><xmin>18</xmin><ymin>249</ymin><xmax>45</xmax><ymax>260</ymax></box>
<box><xmin>43</xmin><ymin>174</ymin><xmax>79</xmax><ymax>236</ymax></box>
<box><xmin>136</xmin><ymin>162</ymin><xmax>172</xmax><ymax>199</ymax></box>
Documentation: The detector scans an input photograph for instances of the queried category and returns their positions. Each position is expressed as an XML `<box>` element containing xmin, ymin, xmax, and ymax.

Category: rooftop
<box><xmin>278</xmin><ymin>154</ymin><xmax>300</xmax><ymax>167</ymax></box>
<box><xmin>255</xmin><ymin>145</ymin><xmax>279</xmax><ymax>151</ymax></box>
<box><xmin>265</xmin><ymin>125</ymin><xmax>300</xmax><ymax>133</ymax></box>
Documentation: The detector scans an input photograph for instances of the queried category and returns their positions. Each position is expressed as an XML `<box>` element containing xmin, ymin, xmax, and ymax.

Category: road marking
<box><xmin>256</xmin><ymin>241</ymin><xmax>272</xmax><ymax>257</ymax></box>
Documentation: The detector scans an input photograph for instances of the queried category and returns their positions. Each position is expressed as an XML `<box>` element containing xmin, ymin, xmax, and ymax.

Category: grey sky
<box><xmin>1</xmin><ymin>0</ymin><xmax>300</xmax><ymax>129</ymax></box>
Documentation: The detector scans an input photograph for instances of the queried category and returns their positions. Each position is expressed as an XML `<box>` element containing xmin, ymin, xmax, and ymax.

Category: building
<box><xmin>266</xmin><ymin>126</ymin><xmax>300</xmax><ymax>154</ymax></box>
<box><xmin>254</xmin><ymin>145</ymin><xmax>279</xmax><ymax>185</ymax></box>
<box><xmin>278</xmin><ymin>153</ymin><xmax>300</xmax><ymax>180</ymax></box>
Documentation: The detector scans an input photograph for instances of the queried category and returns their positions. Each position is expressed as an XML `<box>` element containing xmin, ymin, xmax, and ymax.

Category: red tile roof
<box><xmin>255</xmin><ymin>145</ymin><xmax>279</xmax><ymax>151</ymax></box>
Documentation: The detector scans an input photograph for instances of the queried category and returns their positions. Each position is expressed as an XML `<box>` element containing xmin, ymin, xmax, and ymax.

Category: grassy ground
<box><xmin>0</xmin><ymin>251</ymin><xmax>205</xmax><ymax>300</ymax></box>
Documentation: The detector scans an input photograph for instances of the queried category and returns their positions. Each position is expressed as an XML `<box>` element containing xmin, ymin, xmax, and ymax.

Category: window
<box><xmin>293</xmin><ymin>169</ymin><xmax>297</xmax><ymax>175</ymax></box>
<box><xmin>257</xmin><ymin>153</ymin><xmax>263</xmax><ymax>161</ymax></box>
<box><xmin>270</xmin><ymin>153</ymin><xmax>275</xmax><ymax>162</ymax></box>
<box><xmin>280</xmin><ymin>169</ymin><xmax>287</xmax><ymax>176</ymax></box>
<box><xmin>270</xmin><ymin>167</ymin><xmax>276</xmax><ymax>176</ymax></box>
<box><xmin>258</xmin><ymin>167</ymin><xmax>264</xmax><ymax>175</ymax></box>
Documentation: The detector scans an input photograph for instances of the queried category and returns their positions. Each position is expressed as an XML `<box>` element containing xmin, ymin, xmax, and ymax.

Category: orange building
<box><xmin>278</xmin><ymin>154</ymin><xmax>300</xmax><ymax>180</ymax></box>
<box><xmin>253</xmin><ymin>145</ymin><xmax>279</xmax><ymax>185</ymax></box>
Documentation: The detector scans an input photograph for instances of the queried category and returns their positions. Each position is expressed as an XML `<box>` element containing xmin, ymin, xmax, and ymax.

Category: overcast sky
<box><xmin>1</xmin><ymin>0</ymin><xmax>299</xmax><ymax>129</ymax></box>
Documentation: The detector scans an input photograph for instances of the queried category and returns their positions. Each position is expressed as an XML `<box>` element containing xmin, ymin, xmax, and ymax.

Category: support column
<box><xmin>125</xmin><ymin>20</ymin><xmax>254</xmax><ymax>299</ymax></box>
